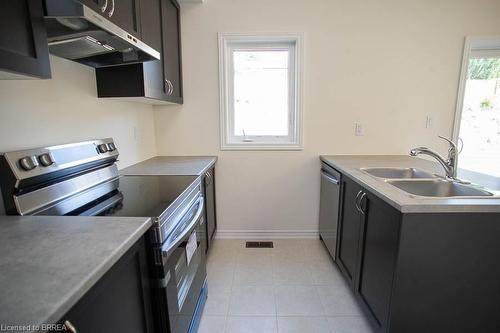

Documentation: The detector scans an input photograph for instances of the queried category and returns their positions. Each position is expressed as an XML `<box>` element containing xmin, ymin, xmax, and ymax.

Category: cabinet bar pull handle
<box><xmin>165</xmin><ymin>79</ymin><xmax>172</xmax><ymax>95</ymax></box>
<box><xmin>321</xmin><ymin>171</ymin><xmax>339</xmax><ymax>185</ymax></box>
<box><xmin>108</xmin><ymin>0</ymin><xmax>115</xmax><ymax>17</ymax></box>
<box><xmin>355</xmin><ymin>190</ymin><xmax>363</xmax><ymax>213</ymax></box>
<box><xmin>168</xmin><ymin>80</ymin><xmax>173</xmax><ymax>95</ymax></box>
<box><xmin>359</xmin><ymin>192</ymin><xmax>367</xmax><ymax>214</ymax></box>
<box><xmin>101</xmin><ymin>0</ymin><xmax>108</xmax><ymax>12</ymax></box>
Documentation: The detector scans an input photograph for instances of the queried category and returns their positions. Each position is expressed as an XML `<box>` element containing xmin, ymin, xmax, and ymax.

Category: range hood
<box><xmin>44</xmin><ymin>0</ymin><xmax>160</xmax><ymax>67</ymax></box>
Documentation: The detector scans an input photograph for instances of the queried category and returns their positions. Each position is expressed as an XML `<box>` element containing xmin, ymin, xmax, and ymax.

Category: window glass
<box><xmin>457</xmin><ymin>55</ymin><xmax>500</xmax><ymax>178</ymax></box>
<box><xmin>233</xmin><ymin>50</ymin><xmax>289</xmax><ymax>136</ymax></box>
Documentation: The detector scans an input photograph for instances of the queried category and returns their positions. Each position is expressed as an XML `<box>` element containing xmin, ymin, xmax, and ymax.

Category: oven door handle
<box><xmin>162</xmin><ymin>196</ymin><xmax>205</xmax><ymax>255</ymax></box>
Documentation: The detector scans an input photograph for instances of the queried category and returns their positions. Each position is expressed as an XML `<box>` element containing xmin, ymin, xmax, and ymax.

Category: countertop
<box><xmin>120</xmin><ymin>156</ymin><xmax>217</xmax><ymax>176</ymax></box>
<box><xmin>321</xmin><ymin>155</ymin><xmax>500</xmax><ymax>213</ymax></box>
<box><xmin>0</xmin><ymin>215</ymin><xmax>152</xmax><ymax>332</ymax></box>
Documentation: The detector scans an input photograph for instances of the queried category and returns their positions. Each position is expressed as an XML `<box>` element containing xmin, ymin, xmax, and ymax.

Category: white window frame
<box><xmin>452</xmin><ymin>36</ymin><xmax>500</xmax><ymax>142</ymax></box>
<box><xmin>218</xmin><ymin>33</ymin><xmax>303</xmax><ymax>150</ymax></box>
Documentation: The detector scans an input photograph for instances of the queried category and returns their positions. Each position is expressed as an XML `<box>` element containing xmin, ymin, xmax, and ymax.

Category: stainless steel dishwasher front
<box><xmin>319</xmin><ymin>163</ymin><xmax>341</xmax><ymax>260</ymax></box>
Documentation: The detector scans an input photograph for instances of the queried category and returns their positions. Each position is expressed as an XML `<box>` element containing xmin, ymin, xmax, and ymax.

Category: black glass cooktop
<box><xmin>63</xmin><ymin>175</ymin><xmax>199</xmax><ymax>218</ymax></box>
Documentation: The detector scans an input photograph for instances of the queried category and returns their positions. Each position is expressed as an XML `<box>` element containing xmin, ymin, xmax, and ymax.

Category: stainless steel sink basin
<box><xmin>361</xmin><ymin>167</ymin><xmax>435</xmax><ymax>179</ymax></box>
<box><xmin>387</xmin><ymin>179</ymin><xmax>494</xmax><ymax>197</ymax></box>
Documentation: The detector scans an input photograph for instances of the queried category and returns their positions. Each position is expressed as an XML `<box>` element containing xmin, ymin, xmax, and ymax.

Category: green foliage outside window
<box><xmin>468</xmin><ymin>58</ymin><xmax>500</xmax><ymax>80</ymax></box>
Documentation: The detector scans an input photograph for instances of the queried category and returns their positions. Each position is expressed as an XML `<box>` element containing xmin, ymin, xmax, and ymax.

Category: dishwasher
<box><xmin>319</xmin><ymin>162</ymin><xmax>342</xmax><ymax>260</ymax></box>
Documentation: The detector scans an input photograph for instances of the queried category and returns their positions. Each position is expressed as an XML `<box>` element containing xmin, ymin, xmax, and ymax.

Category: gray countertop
<box><xmin>120</xmin><ymin>156</ymin><xmax>217</xmax><ymax>176</ymax></box>
<box><xmin>0</xmin><ymin>215</ymin><xmax>151</xmax><ymax>332</ymax></box>
<box><xmin>321</xmin><ymin>155</ymin><xmax>500</xmax><ymax>213</ymax></box>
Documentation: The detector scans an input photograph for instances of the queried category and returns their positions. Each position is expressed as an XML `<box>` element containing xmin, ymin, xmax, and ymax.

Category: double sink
<box><xmin>360</xmin><ymin>167</ymin><xmax>494</xmax><ymax>198</ymax></box>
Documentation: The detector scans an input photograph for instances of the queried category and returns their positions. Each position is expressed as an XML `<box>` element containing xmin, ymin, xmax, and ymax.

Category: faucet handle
<box><xmin>438</xmin><ymin>135</ymin><xmax>458</xmax><ymax>153</ymax></box>
<box><xmin>457</xmin><ymin>137</ymin><xmax>464</xmax><ymax>154</ymax></box>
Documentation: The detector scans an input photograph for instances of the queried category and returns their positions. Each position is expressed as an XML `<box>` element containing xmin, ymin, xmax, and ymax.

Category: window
<box><xmin>218</xmin><ymin>33</ymin><xmax>302</xmax><ymax>150</ymax></box>
<box><xmin>453</xmin><ymin>37</ymin><xmax>500</xmax><ymax>189</ymax></box>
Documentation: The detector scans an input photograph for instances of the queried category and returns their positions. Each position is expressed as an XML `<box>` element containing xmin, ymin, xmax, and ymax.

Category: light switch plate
<box><xmin>355</xmin><ymin>123</ymin><xmax>363</xmax><ymax>136</ymax></box>
<box><xmin>426</xmin><ymin>116</ymin><xmax>433</xmax><ymax>129</ymax></box>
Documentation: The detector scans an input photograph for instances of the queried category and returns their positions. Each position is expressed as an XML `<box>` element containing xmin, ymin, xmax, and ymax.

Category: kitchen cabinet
<box><xmin>95</xmin><ymin>0</ymin><xmax>165</xmax><ymax>101</ymax></box>
<box><xmin>0</xmin><ymin>0</ymin><xmax>51</xmax><ymax>79</ymax></box>
<box><xmin>337</xmin><ymin>176</ymin><xmax>363</xmax><ymax>286</ymax></box>
<box><xmin>140</xmin><ymin>0</ymin><xmax>163</xmax><ymax>52</ymax></box>
<box><xmin>337</xmin><ymin>175</ymin><xmax>400</xmax><ymax>332</ymax></box>
<box><xmin>55</xmin><ymin>236</ymin><xmax>154</xmax><ymax>333</ymax></box>
<box><xmin>325</xmin><ymin>164</ymin><xmax>500</xmax><ymax>333</ymax></box>
<box><xmin>95</xmin><ymin>0</ymin><xmax>183</xmax><ymax>104</ymax></box>
<box><xmin>160</xmin><ymin>0</ymin><xmax>183</xmax><ymax>103</ymax></box>
<box><xmin>203</xmin><ymin>167</ymin><xmax>217</xmax><ymax>250</ymax></box>
<box><xmin>356</xmin><ymin>190</ymin><xmax>400</xmax><ymax>331</ymax></box>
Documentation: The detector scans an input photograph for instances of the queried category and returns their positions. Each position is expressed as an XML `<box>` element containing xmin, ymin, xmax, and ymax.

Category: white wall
<box><xmin>0</xmin><ymin>56</ymin><xmax>157</xmax><ymax>169</ymax></box>
<box><xmin>153</xmin><ymin>0</ymin><xmax>500</xmax><ymax>235</ymax></box>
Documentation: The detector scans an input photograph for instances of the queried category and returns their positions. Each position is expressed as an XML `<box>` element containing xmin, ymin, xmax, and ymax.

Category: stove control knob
<box><xmin>107</xmin><ymin>142</ymin><xmax>116</xmax><ymax>151</ymax></box>
<box><xmin>38</xmin><ymin>153</ymin><xmax>54</xmax><ymax>167</ymax></box>
<box><xmin>19</xmin><ymin>156</ymin><xmax>39</xmax><ymax>171</ymax></box>
<box><xmin>97</xmin><ymin>144</ymin><xmax>109</xmax><ymax>153</ymax></box>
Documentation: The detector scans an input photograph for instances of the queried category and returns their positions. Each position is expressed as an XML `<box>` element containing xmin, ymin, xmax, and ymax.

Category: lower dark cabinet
<box><xmin>203</xmin><ymin>167</ymin><xmax>216</xmax><ymax>250</ymax></box>
<box><xmin>356</xmin><ymin>191</ymin><xmax>400</xmax><ymax>331</ymax></box>
<box><xmin>328</xmin><ymin>167</ymin><xmax>500</xmax><ymax>333</ymax></box>
<box><xmin>337</xmin><ymin>176</ymin><xmax>363</xmax><ymax>286</ymax></box>
<box><xmin>0</xmin><ymin>0</ymin><xmax>51</xmax><ymax>79</ymax></box>
<box><xmin>55</xmin><ymin>236</ymin><xmax>154</xmax><ymax>333</ymax></box>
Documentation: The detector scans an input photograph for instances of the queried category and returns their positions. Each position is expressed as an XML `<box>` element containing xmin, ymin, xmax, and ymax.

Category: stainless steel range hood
<box><xmin>44</xmin><ymin>0</ymin><xmax>160</xmax><ymax>67</ymax></box>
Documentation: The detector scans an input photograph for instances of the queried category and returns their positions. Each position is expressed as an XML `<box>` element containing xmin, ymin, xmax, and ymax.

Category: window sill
<box><xmin>220</xmin><ymin>143</ymin><xmax>303</xmax><ymax>151</ymax></box>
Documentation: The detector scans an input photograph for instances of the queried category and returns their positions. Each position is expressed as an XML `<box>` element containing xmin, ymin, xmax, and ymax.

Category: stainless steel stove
<box><xmin>0</xmin><ymin>139</ymin><xmax>208</xmax><ymax>333</ymax></box>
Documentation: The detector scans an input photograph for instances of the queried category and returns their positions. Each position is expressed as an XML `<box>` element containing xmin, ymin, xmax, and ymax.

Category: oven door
<box><xmin>156</xmin><ymin>195</ymin><xmax>207</xmax><ymax>333</ymax></box>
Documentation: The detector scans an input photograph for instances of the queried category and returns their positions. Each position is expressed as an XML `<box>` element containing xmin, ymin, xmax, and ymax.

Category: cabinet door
<box><xmin>357</xmin><ymin>191</ymin><xmax>400</xmax><ymax>331</ymax></box>
<box><xmin>107</xmin><ymin>0</ymin><xmax>141</xmax><ymax>38</ymax></box>
<box><xmin>204</xmin><ymin>167</ymin><xmax>217</xmax><ymax>250</ymax></box>
<box><xmin>161</xmin><ymin>0</ymin><xmax>183</xmax><ymax>103</ymax></box>
<box><xmin>0</xmin><ymin>0</ymin><xmax>51</xmax><ymax>79</ymax></box>
<box><xmin>140</xmin><ymin>0</ymin><xmax>162</xmax><ymax>52</ymax></box>
<box><xmin>56</xmin><ymin>237</ymin><xmax>154</xmax><ymax>333</ymax></box>
<box><xmin>337</xmin><ymin>176</ymin><xmax>363</xmax><ymax>286</ymax></box>
<box><xmin>141</xmin><ymin>0</ymin><xmax>167</xmax><ymax>100</ymax></box>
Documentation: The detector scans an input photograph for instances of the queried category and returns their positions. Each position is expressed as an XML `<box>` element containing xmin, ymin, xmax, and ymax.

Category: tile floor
<box><xmin>199</xmin><ymin>239</ymin><xmax>374</xmax><ymax>333</ymax></box>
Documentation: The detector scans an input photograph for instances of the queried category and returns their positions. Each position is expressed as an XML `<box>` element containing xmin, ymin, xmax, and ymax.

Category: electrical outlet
<box><xmin>426</xmin><ymin>116</ymin><xmax>433</xmax><ymax>129</ymax></box>
<box><xmin>355</xmin><ymin>123</ymin><xmax>363</xmax><ymax>136</ymax></box>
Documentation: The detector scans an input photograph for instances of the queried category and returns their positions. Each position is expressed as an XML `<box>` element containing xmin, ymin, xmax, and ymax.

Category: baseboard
<box><xmin>215</xmin><ymin>229</ymin><xmax>319</xmax><ymax>239</ymax></box>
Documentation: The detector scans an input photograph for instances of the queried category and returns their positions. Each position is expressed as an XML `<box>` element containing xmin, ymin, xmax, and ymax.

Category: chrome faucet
<box><xmin>409</xmin><ymin>136</ymin><xmax>459</xmax><ymax>180</ymax></box>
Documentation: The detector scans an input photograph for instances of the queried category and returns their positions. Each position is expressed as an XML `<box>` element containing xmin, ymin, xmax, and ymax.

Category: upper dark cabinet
<box><xmin>160</xmin><ymin>0</ymin><xmax>183</xmax><ymax>103</ymax></box>
<box><xmin>0</xmin><ymin>0</ymin><xmax>51</xmax><ymax>79</ymax></box>
<box><xmin>140</xmin><ymin>0</ymin><xmax>162</xmax><ymax>52</ymax></box>
<box><xmin>95</xmin><ymin>0</ymin><xmax>183</xmax><ymax>104</ymax></box>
